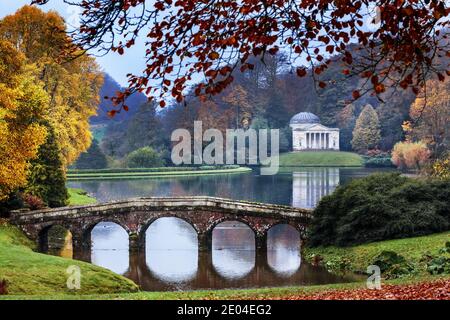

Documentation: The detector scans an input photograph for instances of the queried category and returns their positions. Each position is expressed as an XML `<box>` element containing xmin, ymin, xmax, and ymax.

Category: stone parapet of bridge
<box><xmin>10</xmin><ymin>196</ymin><xmax>313</xmax><ymax>253</ymax></box>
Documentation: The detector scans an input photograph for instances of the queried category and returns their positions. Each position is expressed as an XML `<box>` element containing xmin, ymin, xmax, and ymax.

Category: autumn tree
<box><xmin>197</xmin><ymin>100</ymin><xmax>234</xmax><ymax>136</ymax></box>
<box><xmin>351</xmin><ymin>104</ymin><xmax>381</xmax><ymax>153</ymax></box>
<box><xmin>34</xmin><ymin>0</ymin><xmax>449</xmax><ymax>109</ymax></box>
<box><xmin>0</xmin><ymin>6</ymin><xmax>103</xmax><ymax>166</ymax></box>
<box><xmin>0</xmin><ymin>40</ymin><xmax>48</xmax><ymax>201</ymax></box>
<box><xmin>392</xmin><ymin>141</ymin><xmax>431</xmax><ymax>171</ymax></box>
<box><xmin>404</xmin><ymin>77</ymin><xmax>450</xmax><ymax>158</ymax></box>
<box><xmin>222</xmin><ymin>85</ymin><xmax>252</xmax><ymax>129</ymax></box>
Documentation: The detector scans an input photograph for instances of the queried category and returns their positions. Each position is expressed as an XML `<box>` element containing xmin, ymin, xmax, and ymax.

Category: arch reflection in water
<box><xmin>212</xmin><ymin>221</ymin><xmax>255</xmax><ymax>279</ymax></box>
<box><xmin>91</xmin><ymin>222</ymin><xmax>129</xmax><ymax>274</ymax></box>
<box><xmin>292</xmin><ymin>168</ymin><xmax>340</xmax><ymax>208</ymax></box>
<box><xmin>267</xmin><ymin>224</ymin><xmax>301</xmax><ymax>276</ymax></box>
<box><xmin>40</xmin><ymin>225</ymin><xmax>73</xmax><ymax>258</ymax></box>
<box><xmin>145</xmin><ymin>217</ymin><xmax>198</xmax><ymax>283</ymax></box>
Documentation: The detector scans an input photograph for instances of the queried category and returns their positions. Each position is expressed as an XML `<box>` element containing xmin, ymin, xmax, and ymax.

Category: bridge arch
<box><xmin>139</xmin><ymin>213</ymin><xmax>199</xmax><ymax>235</ymax></box>
<box><xmin>205</xmin><ymin>216</ymin><xmax>259</xmax><ymax>237</ymax></box>
<box><xmin>81</xmin><ymin>219</ymin><xmax>131</xmax><ymax>249</ymax></box>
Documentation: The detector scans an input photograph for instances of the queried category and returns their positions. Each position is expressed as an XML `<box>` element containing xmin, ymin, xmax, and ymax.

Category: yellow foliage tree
<box><xmin>0</xmin><ymin>41</ymin><xmax>48</xmax><ymax>201</ymax></box>
<box><xmin>0</xmin><ymin>6</ymin><xmax>103</xmax><ymax>166</ymax></box>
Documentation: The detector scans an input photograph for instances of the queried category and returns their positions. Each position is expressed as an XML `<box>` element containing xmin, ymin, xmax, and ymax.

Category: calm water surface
<box><xmin>62</xmin><ymin>167</ymin><xmax>389</xmax><ymax>290</ymax></box>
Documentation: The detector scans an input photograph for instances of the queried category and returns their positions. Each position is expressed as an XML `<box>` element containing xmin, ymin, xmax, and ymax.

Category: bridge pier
<box><xmin>198</xmin><ymin>232</ymin><xmax>212</xmax><ymax>251</ymax></box>
<box><xmin>129</xmin><ymin>232</ymin><xmax>144</xmax><ymax>252</ymax></box>
<box><xmin>255</xmin><ymin>233</ymin><xmax>268</xmax><ymax>252</ymax></box>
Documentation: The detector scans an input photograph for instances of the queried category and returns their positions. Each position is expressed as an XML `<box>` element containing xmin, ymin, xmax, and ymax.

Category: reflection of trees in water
<box><xmin>267</xmin><ymin>224</ymin><xmax>300</xmax><ymax>250</ymax></box>
<box><xmin>213</xmin><ymin>221</ymin><xmax>254</xmax><ymax>250</ymax></box>
<box><xmin>45</xmin><ymin>225</ymin><xmax>73</xmax><ymax>258</ymax></box>
<box><xmin>68</xmin><ymin>171</ymin><xmax>293</xmax><ymax>205</ymax></box>
<box><xmin>68</xmin><ymin>168</ymin><xmax>396</xmax><ymax>207</ymax></box>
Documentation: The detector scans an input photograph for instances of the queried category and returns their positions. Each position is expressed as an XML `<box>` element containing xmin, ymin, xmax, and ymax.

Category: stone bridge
<box><xmin>10</xmin><ymin>196</ymin><xmax>312</xmax><ymax>254</ymax></box>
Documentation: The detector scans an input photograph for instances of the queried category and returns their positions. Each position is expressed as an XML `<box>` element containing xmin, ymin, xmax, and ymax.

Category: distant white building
<box><xmin>289</xmin><ymin>112</ymin><xmax>339</xmax><ymax>151</ymax></box>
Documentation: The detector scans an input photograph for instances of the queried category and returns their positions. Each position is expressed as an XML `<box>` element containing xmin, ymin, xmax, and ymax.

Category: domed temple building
<box><xmin>289</xmin><ymin>112</ymin><xmax>340</xmax><ymax>151</ymax></box>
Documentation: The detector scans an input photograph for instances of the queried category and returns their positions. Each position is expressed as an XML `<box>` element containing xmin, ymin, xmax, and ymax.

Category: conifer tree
<box><xmin>75</xmin><ymin>139</ymin><xmax>108</xmax><ymax>169</ymax></box>
<box><xmin>26</xmin><ymin>123</ymin><xmax>68</xmax><ymax>208</ymax></box>
<box><xmin>351</xmin><ymin>104</ymin><xmax>381</xmax><ymax>153</ymax></box>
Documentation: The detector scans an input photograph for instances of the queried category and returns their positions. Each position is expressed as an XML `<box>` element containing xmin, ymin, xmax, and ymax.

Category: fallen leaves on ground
<box><xmin>264</xmin><ymin>280</ymin><xmax>450</xmax><ymax>300</ymax></box>
<box><xmin>204</xmin><ymin>279</ymin><xmax>450</xmax><ymax>300</ymax></box>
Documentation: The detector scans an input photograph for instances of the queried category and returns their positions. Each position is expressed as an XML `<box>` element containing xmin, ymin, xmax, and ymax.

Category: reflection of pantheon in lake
<box><xmin>292</xmin><ymin>168</ymin><xmax>340</xmax><ymax>208</ymax></box>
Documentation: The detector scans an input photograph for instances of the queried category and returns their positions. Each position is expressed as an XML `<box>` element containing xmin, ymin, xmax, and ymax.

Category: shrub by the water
<box><xmin>371</xmin><ymin>251</ymin><xmax>414</xmax><ymax>278</ymax></box>
<box><xmin>425</xmin><ymin>241</ymin><xmax>450</xmax><ymax>275</ymax></box>
<box><xmin>126</xmin><ymin>146</ymin><xmax>165</xmax><ymax>168</ymax></box>
<box><xmin>308</xmin><ymin>173</ymin><xmax>450</xmax><ymax>247</ymax></box>
<box><xmin>22</xmin><ymin>193</ymin><xmax>45</xmax><ymax>210</ymax></box>
<box><xmin>363</xmin><ymin>156</ymin><xmax>394</xmax><ymax>168</ymax></box>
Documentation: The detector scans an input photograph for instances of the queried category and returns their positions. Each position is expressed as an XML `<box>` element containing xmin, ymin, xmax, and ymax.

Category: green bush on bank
<box><xmin>126</xmin><ymin>147</ymin><xmax>165</xmax><ymax>168</ymax></box>
<box><xmin>363</xmin><ymin>156</ymin><xmax>394</xmax><ymax>168</ymax></box>
<box><xmin>308</xmin><ymin>173</ymin><xmax>450</xmax><ymax>247</ymax></box>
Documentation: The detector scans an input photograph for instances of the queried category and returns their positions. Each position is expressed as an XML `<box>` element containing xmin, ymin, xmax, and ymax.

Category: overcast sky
<box><xmin>0</xmin><ymin>0</ymin><xmax>145</xmax><ymax>86</ymax></box>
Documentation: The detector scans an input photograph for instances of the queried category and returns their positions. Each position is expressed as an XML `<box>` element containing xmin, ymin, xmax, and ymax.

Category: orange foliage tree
<box><xmin>392</xmin><ymin>141</ymin><xmax>431</xmax><ymax>171</ymax></box>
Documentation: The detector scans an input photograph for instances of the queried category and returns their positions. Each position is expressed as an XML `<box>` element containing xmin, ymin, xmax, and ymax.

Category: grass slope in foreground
<box><xmin>279</xmin><ymin>151</ymin><xmax>363</xmax><ymax>167</ymax></box>
<box><xmin>68</xmin><ymin>188</ymin><xmax>96</xmax><ymax>206</ymax></box>
<box><xmin>303</xmin><ymin>231</ymin><xmax>450</xmax><ymax>275</ymax></box>
<box><xmin>0</xmin><ymin>221</ymin><xmax>138</xmax><ymax>295</ymax></box>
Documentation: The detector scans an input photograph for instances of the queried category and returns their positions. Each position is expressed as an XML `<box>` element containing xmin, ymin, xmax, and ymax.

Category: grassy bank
<box><xmin>0</xmin><ymin>221</ymin><xmax>138</xmax><ymax>295</ymax></box>
<box><xmin>67</xmin><ymin>166</ymin><xmax>252</xmax><ymax>180</ymax></box>
<box><xmin>303</xmin><ymin>231</ymin><xmax>450</xmax><ymax>275</ymax></box>
<box><xmin>68</xmin><ymin>188</ymin><xmax>96</xmax><ymax>206</ymax></box>
<box><xmin>2</xmin><ymin>274</ymin><xmax>448</xmax><ymax>300</ymax></box>
<box><xmin>279</xmin><ymin>151</ymin><xmax>363</xmax><ymax>167</ymax></box>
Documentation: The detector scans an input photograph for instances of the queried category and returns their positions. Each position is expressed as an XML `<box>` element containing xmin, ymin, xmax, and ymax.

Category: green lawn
<box><xmin>0</xmin><ymin>221</ymin><xmax>138</xmax><ymax>295</ymax></box>
<box><xmin>67</xmin><ymin>166</ymin><xmax>252</xmax><ymax>180</ymax></box>
<box><xmin>68</xmin><ymin>188</ymin><xmax>96</xmax><ymax>206</ymax></box>
<box><xmin>303</xmin><ymin>231</ymin><xmax>450</xmax><ymax>275</ymax></box>
<box><xmin>279</xmin><ymin>151</ymin><xmax>363</xmax><ymax>167</ymax></box>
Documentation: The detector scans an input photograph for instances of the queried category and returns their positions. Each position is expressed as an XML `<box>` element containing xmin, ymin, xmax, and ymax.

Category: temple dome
<box><xmin>290</xmin><ymin>112</ymin><xmax>320</xmax><ymax>125</ymax></box>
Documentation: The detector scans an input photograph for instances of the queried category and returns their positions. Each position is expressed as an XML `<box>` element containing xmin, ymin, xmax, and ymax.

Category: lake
<box><xmin>64</xmin><ymin>167</ymin><xmax>390</xmax><ymax>291</ymax></box>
